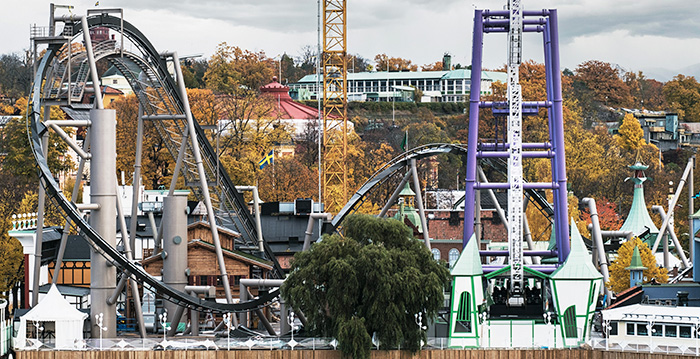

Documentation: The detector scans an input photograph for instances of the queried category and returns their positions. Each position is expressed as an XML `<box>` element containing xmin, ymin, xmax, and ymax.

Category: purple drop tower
<box><xmin>463</xmin><ymin>9</ymin><xmax>570</xmax><ymax>266</ymax></box>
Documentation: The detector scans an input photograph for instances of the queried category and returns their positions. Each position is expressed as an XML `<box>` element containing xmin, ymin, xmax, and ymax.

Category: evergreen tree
<box><xmin>282</xmin><ymin>214</ymin><xmax>450</xmax><ymax>359</ymax></box>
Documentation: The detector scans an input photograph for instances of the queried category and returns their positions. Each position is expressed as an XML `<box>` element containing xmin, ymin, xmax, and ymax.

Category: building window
<box><xmin>637</xmin><ymin>323</ymin><xmax>648</xmax><ymax>336</ymax></box>
<box><xmin>448</xmin><ymin>248</ymin><xmax>460</xmax><ymax>266</ymax></box>
<box><xmin>665</xmin><ymin>325</ymin><xmax>677</xmax><ymax>337</ymax></box>
<box><xmin>627</xmin><ymin>323</ymin><xmax>635</xmax><ymax>335</ymax></box>
<box><xmin>680</xmin><ymin>326</ymin><xmax>692</xmax><ymax>338</ymax></box>
<box><xmin>454</xmin><ymin>292</ymin><xmax>471</xmax><ymax>333</ymax></box>
<box><xmin>563</xmin><ymin>305</ymin><xmax>577</xmax><ymax>338</ymax></box>
<box><xmin>431</xmin><ymin>248</ymin><xmax>441</xmax><ymax>261</ymax></box>
<box><xmin>652</xmin><ymin>324</ymin><xmax>663</xmax><ymax>337</ymax></box>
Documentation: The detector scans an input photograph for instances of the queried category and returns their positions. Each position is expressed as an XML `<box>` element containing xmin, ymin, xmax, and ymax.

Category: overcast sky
<box><xmin>4</xmin><ymin>0</ymin><xmax>700</xmax><ymax>81</ymax></box>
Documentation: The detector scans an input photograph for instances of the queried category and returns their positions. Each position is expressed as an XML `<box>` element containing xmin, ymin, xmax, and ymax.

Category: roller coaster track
<box><xmin>28</xmin><ymin>14</ymin><xmax>281</xmax><ymax>313</ymax></box>
<box><xmin>331</xmin><ymin>143</ymin><xmax>555</xmax><ymax>230</ymax></box>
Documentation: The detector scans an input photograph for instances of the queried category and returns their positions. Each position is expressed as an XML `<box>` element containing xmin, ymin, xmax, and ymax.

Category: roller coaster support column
<box><xmin>378</xmin><ymin>170</ymin><xmax>412</xmax><ymax>218</ymax></box>
<box><xmin>90</xmin><ymin>108</ymin><xmax>117</xmax><ymax>338</ymax></box>
<box><xmin>162</xmin><ymin>192</ymin><xmax>189</xmax><ymax>329</ymax></box>
<box><xmin>303</xmin><ymin>213</ymin><xmax>333</xmax><ymax>251</ymax></box>
<box><xmin>652</xmin><ymin>206</ymin><xmax>690</xmax><ymax>268</ymax></box>
<box><xmin>167</xmin><ymin>51</ymin><xmax>234</xmax><ymax>304</ymax></box>
<box><xmin>463</xmin><ymin>10</ymin><xmax>484</xmax><ymax>246</ymax></box>
<box><xmin>411</xmin><ymin>159</ymin><xmax>430</xmax><ymax>249</ymax></box>
<box><xmin>237</xmin><ymin>186</ymin><xmax>264</xmax><ymax>252</ymax></box>
<box><xmin>54</xmin><ymin>132</ymin><xmax>91</xmax><ymax>284</ymax></box>
<box><xmin>32</xmin><ymin>128</ymin><xmax>48</xmax><ymax>306</ymax></box>
<box><xmin>114</xmin><ymin>179</ymin><xmax>147</xmax><ymax>337</ymax></box>
<box><xmin>582</xmin><ymin>198</ymin><xmax>612</xmax><ymax>302</ymax></box>
<box><xmin>652</xmin><ymin>159</ymin><xmax>692</xmax><ymax>254</ymax></box>
<box><xmin>129</xmin><ymin>103</ymin><xmax>145</xmax><ymax>255</ymax></box>
<box><xmin>545</xmin><ymin>10</ymin><xmax>570</xmax><ymax>263</ymax></box>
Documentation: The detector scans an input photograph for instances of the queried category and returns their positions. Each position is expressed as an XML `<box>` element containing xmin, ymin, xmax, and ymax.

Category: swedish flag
<box><xmin>258</xmin><ymin>150</ymin><xmax>274</xmax><ymax>170</ymax></box>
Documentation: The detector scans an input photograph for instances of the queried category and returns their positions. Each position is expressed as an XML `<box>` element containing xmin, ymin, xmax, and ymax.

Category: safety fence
<box><xmin>589</xmin><ymin>337</ymin><xmax>700</xmax><ymax>356</ymax></box>
<box><xmin>16</xmin><ymin>348</ymin><xmax>700</xmax><ymax>359</ymax></box>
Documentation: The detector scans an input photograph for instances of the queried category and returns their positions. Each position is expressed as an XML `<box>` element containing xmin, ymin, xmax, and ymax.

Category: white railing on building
<box><xmin>11</xmin><ymin>213</ymin><xmax>39</xmax><ymax>231</ymax></box>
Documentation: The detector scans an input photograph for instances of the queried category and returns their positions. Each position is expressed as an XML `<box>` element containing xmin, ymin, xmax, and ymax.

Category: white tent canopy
<box><xmin>15</xmin><ymin>284</ymin><xmax>87</xmax><ymax>349</ymax></box>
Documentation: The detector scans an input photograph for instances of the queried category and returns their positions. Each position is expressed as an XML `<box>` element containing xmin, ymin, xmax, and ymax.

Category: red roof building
<box><xmin>259</xmin><ymin>77</ymin><xmax>352</xmax><ymax>141</ymax></box>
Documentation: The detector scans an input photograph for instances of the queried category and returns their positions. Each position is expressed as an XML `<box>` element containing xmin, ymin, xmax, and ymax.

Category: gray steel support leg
<box><xmin>652</xmin><ymin>206</ymin><xmax>690</xmax><ymax>268</ymax></box>
<box><xmin>89</xmin><ymin>108</ymin><xmax>117</xmax><ymax>338</ymax></box>
<box><xmin>478</xmin><ymin>167</ymin><xmax>509</xmax><ymax>228</ymax></box>
<box><xmin>32</xmin><ymin>129</ymin><xmax>49</xmax><ymax>306</ymax></box>
<box><xmin>147</xmin><ymin>212</ymin><xmax>159</xmax><ymax>254</ymax></box>
<box><xmin>410</xmin><ymin>159</ymin><xmax>430</xmax><ymax>249</ymax></box>
<box><xmin>239</xmin><ymin>283</ymin><xmax>248</xmax><ymax>326</ymax></box>
<box><xmin>303</xmin><ymin>213</ymin><xmax>332</xmax><ymax>251</ymax></box>
<box><xmin>255</xmin><ymin>308</ymin><xmax>276</xmax><ymax>335</ymax></box>
<box><xmin>652</xmin><ymin>159</ymin><xmax>693</xmax><ymax>253</ymax></box>
<box><xmin>690</xmin><ymin>156</ymin><xmax>695</xmax><ymax>262</ymax></box>
<box><xmin>169</xmin><ymin>52</ymin><xmax>234</xmax><ymax>303</ymax></box>
<box><xmin>522</xmin><ymin>215</ymin><xmax>540</xmax><ymax>264</ymax></box>
<box><xmin>244</xmin><ymin>287</ymin><xmax>276</xmax><ymax>335</ymax></box>
<box><xmin>280</xmin><ymin>297</ymin><xmax>289</xmax><ymax>334</ymax></box>
<box><xmin>108</xmin><ymin>274</ymin><xmax>128</xmax><ymax>305</ymax></box>
<box><xmin>191</xmin><ymin>308</ymin><xmax>199</xmax><ymax>336</ymax></box>
<box><xmin>129</xmin><ymin>103</ymin><xmax>144</xmax><ymax>258</ymax></box>
<box><xmin>167</xmin><ymin>305</ymin><xmax>186</xmax><ymax>337</ymax></box>
<box><xmin>159</xmin><ymin>126</ymin><xmax>190</xmax><ymax>248</ymax></box>
<box><xmin>582</xmin><ymin>198</ymin><xmax>612</xmax><ymax>302</ymax></box>
<box><xmin>162</xmin><ymin>193</ymin><xmax>190</xmax><ymax>328</ymax></box>
<box><xmin>378</xmin><ymin>170</ymin><xmax>412</xmax><ymax>218</ymax></box>
<box><xmin>115</xmin><ymin>179</ymin><xmax>147</xmax><ymax>337</ymax></box>
<box><xmin>54</xmin><ymin>132</ymin><xmax>91</xmax><ymax>284</ymax></box>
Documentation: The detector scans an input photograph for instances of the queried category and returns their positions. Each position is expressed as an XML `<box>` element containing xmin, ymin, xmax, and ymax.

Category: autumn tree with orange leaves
<box><xmin>374</xmin><ymin>53</ymin><xmax>418</xmax><ymax>72</ymax></box>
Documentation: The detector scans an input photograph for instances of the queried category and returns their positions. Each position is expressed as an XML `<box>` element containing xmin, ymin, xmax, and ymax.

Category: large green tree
<box><xmin>282</xmin><ymin>214</ymin><xmax>450</xmax><ymax>359</ymax></box>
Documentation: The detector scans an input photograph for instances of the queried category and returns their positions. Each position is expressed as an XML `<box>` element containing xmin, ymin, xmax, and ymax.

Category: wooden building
<box><xmin>141</xmin><ymin>221</ymin><xmax>273</xmax><ymax>300</ymax></box>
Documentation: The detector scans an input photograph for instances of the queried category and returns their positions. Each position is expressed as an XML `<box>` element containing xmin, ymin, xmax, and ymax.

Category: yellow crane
<box><xmin>322</xmin><ymin>0</ymin><xmax>348</xmax><ymax>214</ymax></box>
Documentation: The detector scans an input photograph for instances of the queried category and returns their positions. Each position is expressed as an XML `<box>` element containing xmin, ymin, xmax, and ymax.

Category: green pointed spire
<box><xmin>451</xmin><ymin>234</ymin><xmax>483</xmax><ymax>276</ymax></box>
<box><xmin>620</xmin><ymin>162</ymin><xmax>658</xmax><ymax>237</ymax></box>
<box><xmin>625</xmin><ymin>245</ymin><xmax>647</xmax><ymax>270</ymax></box>
<box><xmin>551</xmin><ymin>218</ymin><xmax>603</xmax><ymax>279</ymax></box>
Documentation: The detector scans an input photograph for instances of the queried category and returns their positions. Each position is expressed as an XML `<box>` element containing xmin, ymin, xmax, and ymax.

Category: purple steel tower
<box><xmin>463</xmin><ymin>8</ymin><xmax>570</xmax><ymax>265</ymax></box>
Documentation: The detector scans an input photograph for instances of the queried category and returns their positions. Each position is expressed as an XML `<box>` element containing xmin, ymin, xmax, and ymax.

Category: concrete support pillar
<box><xmin>162</xmin><ymin>192</ymin><xmax>189</xmax><ymax>326</ymax></box>
<box><xmin>89</xmin><ymin>109</ymin><xmax>117</xmax><ymax>338</ymax></box>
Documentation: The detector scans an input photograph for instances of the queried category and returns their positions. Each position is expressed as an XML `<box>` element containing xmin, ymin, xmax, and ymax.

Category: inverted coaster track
<box><xmin>28</xmin><ymin>14</ymin><xmax>280</xmax><ymax>313</ymax></box>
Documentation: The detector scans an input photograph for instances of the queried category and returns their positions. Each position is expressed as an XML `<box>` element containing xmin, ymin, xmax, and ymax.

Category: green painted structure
<box><xmin>448</xmin><ymin>220</ymin><xmax>602</xmax><ymax>348</ymax></box>
<box><xmin>619</xmin><ymin>163</ymin><xmax>658</xmax><ymax>242</ymax></box>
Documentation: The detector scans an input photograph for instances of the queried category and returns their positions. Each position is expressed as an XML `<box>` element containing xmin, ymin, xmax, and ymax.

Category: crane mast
<box><xmin>322</xmin><ymin>0</ymin><xmax>348</xmax><ymax>214</ymax></box>
<box><xmin>507</xmin><ymin>0</ymin><xmax>524</xmax><ymax>304</ymax></box>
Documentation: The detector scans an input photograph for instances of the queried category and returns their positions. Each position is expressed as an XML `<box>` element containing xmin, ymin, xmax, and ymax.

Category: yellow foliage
<box><xmin>615</xmin><ymin>113</ymin><xmax>646</xmax><ymax>152</ymax></box>
<box><xmin>607</xmin><ymin>237</ymin><xmax>668</xmax><ymax>293</ymax></box>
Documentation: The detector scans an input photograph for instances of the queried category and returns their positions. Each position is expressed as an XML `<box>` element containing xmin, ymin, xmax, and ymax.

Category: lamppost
<box><xmin>646</xmin><ymin>317</ymin><xmax>655</xmax><ymax>353</ymax></box>
<box><xmin>222</xmin><ymin>313</ymin><xmax>234</xmax><ymax>350</ymax></box>
<box><xmin>33</xmin><ymin>320</ymin><xmax>43</xmax><ymax>348</ymax></box>
<box><xmin>95</xmin><ymin>313</ymin><xmax>107</xmax><ymax>350</ymax></box>
<box><xmin>543</xmin><ymin>311</ymin><xmax>554</xmax><ymax>348</ymax></box>
<box><xmin>288</xmin><ymin>311</ymin><xmax>298</xmax><ymax>349</ymax></box>
<box><xmin>479</xmin><ymin>311</ymin><xmax>489</xmax><ymax>347</ymax></box>
<box><xmin>694</xmin><ymin>320</ymin><xmax>700</xmax><ymax>356</ymax></box>
<box><xmin>603</xmin><ymin>319</ymin><xmax>612</xmax><ymax>351</ymax></box>
<box><xmin>414</xmin><ymin>312</ymin><xmax>427</xmax><ymax>348</ymax></box>
<box><xmin>159</xmin><ymin>310</ymin><xmax>170</xmax><ymax>343</ymax></box>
